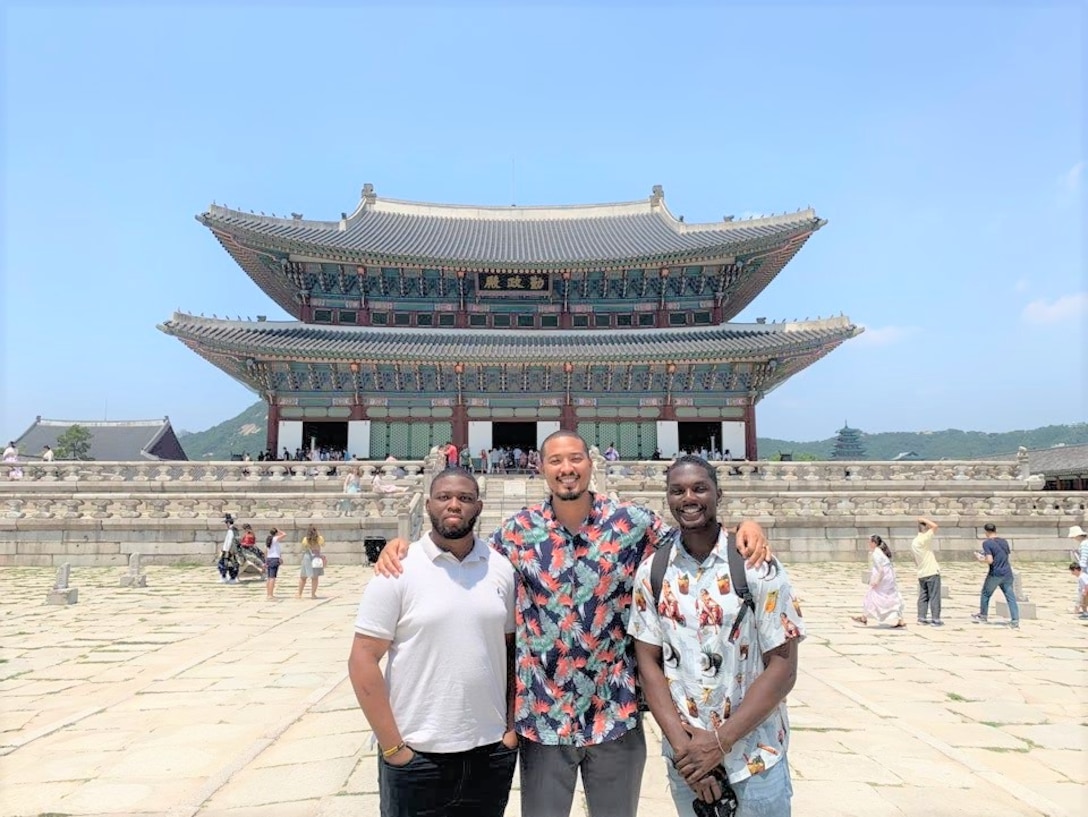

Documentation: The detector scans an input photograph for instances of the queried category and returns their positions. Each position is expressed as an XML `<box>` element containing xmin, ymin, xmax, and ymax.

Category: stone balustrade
<box><xmin>0</xmin><ymin>460</ymin><xmax>428</xmax><ymax>490</ymax></box>
<box><xmin>1</xmin><ymin>451</ymin><xmax>1083</xmax><ymax>567</ymax></box>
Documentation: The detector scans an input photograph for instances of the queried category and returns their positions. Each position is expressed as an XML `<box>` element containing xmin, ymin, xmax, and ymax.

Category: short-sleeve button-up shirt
<box><xmin>490</xmin><ymin>493</ymin><xmax>667</xmax><ymax>746</ymax></box>
<box><xmin>628</xmin><ymin>530</ymin><xmax>806</xmax><ymax>784</ymax></box>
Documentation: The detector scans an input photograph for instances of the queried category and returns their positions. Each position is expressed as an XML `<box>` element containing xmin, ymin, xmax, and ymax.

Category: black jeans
<box><xmin>378</xmin><ymin>741</ymin><xmax>517</xmax><ymax>817</ymax></box>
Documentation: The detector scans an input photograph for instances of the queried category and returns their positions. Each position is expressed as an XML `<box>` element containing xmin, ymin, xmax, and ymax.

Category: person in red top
<box><xmin>444</xmin><ymin>441</ymin><xmax>458</xmax><ymax>468</ymax></box>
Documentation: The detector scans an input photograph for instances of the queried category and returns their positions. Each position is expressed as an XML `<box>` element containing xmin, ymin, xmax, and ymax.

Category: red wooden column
<box><xmin>560</xmin><ymin>403</ymin><xmax>577</xmax><ymax>432</ymax></box>
<box><xmin>266</xmin><ymin>402</ymin><xmax>280</xmax><ymax>455</ymax></box>
<box><xmin>452</xmin><ymin>403</ymin><xmax>468</xmax><ymax>448</ymax></box>
<box><xmin>744</xmin><ymin>400</ymin><xmax>758</xmax><ymax>461</ymax></box>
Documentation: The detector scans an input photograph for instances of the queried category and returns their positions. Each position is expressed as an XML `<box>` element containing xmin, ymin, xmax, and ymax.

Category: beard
<box><xmin>552</xmin><ymin>484</ymin><xmax>587</xmax><ymax>502</ymax></box>
<box><xmin>428</xmin><ymin>510</ymin><xmax>479</xmax><ymax>540</ymax></box>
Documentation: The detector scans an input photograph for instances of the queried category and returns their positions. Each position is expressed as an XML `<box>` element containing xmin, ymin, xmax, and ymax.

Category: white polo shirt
<box><xmin>354</xmin><ymin>534</ymin><xmax>515</xmax><ymax>753</ymax></box>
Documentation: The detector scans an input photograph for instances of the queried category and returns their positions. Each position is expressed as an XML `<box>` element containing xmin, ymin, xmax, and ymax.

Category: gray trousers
<box><xmin>918</xmin><ymin>574</ymin><xmax>942</xmax><ymax>621</ymax></box>
<box><xmin>519</xmin><ymin>722</ymin><xmax>646</xmax><ymax>817</ymax></box>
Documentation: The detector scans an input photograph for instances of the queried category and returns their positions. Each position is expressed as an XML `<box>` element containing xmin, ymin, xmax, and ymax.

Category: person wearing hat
<box><xmin>217</xmin><ymin>514</ymin><xmax>240</xmax><ymax>584</ymax></box>
<box><xmin>1068</xmin><ymin>525</ymin><xmax>1088</xmax><ymax>570</ymax></box>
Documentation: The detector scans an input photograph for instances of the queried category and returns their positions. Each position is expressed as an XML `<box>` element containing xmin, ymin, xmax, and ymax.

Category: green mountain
<box><xmin>178</xmin><ymin>401</ymin><xmax>1088</xmax><ymax>461</ymax></box>
<box><xmin>177</xmin><ymin>402</ymin><xmax>268</xmax><ymax>460</ymax></box>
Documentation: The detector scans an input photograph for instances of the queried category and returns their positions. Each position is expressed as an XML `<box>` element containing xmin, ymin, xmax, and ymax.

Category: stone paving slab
<box><xmin>0</xmin><ymin>562</ymin><xmax>1083</xmax><ymax>817</ymax></box>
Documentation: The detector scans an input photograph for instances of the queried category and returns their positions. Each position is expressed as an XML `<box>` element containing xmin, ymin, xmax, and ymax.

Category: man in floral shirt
<box><xmin>630</xmin><ymin>456</ymin><xmax>803</xmax><ymax>817</ymax></box>
<box><xmin>493</xmin><ymin>432</ymin><xmax>767</xmax><ymax>817</ymax></box>
<box><xmin>377</xmin><ymin>431</ymin><xmax>768</xmax><ymax>817</ymax></box>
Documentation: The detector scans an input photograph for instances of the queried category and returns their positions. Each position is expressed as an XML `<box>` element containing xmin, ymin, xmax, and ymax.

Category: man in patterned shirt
<box><xmin>629</xmin><ymin>456</ymin><xmax>803</xmax><ymax>816</ymax></box>
<box><xmin>377</xmin><ymin>431</ymin><xmax>768</xmax><ymax>817</ymax></box>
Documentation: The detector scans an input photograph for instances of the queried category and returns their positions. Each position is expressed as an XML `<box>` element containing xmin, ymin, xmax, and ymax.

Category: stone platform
<box><xmin>0</xmin><ymin>562</ymin><xmax>1083</xmax><ymax>817</ymax></box>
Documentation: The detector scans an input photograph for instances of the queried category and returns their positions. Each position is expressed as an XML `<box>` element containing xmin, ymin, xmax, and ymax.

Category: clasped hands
<box><xmin>673</xmin><ymin>723</ymin><xmax>730</xmax><ymax>804</ymax></box>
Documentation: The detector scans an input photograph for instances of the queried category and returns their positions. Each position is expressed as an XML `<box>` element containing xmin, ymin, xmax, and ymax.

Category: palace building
<box><xmin>160</xmin><ymin>185</ymin><xmax>861</xmax><ymax>460</ymax></box>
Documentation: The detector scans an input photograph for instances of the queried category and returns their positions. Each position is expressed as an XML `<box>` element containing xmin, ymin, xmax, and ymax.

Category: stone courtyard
<box><xmin>0</xmin><ymin>560</ymin><xmax>1084</xmax><ymax>817</ymax></box>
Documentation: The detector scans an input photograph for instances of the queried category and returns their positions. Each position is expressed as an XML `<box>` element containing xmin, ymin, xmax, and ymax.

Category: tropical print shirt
<box><xmin>490</xmin><ymin>493</ymin><xmax>667</xmax><ymax>746</ymax></box>
<box><xmin>628</xmin><ymin>529</ymin><xmax>806</xmax><ymax>784</ymax></box>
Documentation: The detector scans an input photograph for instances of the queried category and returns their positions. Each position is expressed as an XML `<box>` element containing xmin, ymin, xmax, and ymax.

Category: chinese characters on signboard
<box><xmin>476</xmin><ymin>272</ymin><xmax>550</xmax><ymax>294</ymax></box>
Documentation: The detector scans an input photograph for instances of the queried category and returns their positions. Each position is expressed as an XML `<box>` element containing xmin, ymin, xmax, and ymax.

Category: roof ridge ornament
<box><xmin>649</xmin><ymin>185</ymin><xmax>664</xmax><ymax>208</ymax></box>
<box><xmin>362</xmin><ymin>183</ymin><xmax>377</xmax><ymax>207</ymax></box>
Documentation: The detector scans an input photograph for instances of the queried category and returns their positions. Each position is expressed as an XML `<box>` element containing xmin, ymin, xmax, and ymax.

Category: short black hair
<box><xmin>983</xmin><ymin>523</ymin><xmax>998</xmax><ymax>533</ymax></box>
<box><xmin>430</xmin><ymin>466</ymin><xmax>479</xmax><ymax>497</ymax></box>
<box><xmin>540</xmin><ymin>429</ymin><xmax>589</xmax><ymax>458</ymax></box>
<box><xmin>1070</xmin><ymin>562</ymin><xmax>1082</xmax><ymax>572</ymax></box>
<box><xmin>665</xmin><ymin>455</ymin><xmax>719</xmax><ymax>488</ymax></box>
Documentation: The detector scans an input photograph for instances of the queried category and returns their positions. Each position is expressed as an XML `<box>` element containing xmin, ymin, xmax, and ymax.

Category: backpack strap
<box><xmin>726</xmin><ymin>529</ymin><xmax>757</xmax><ymax>643</ymax></box>
<box><xmin>649</xmin><ymin>531</ymin><xmax>677</xmax><ymax>606</ymax></box>
<box><xmin>726</xmin><ymin>530</ymin><xmax>754</xmax><ymax>612</ymax></box>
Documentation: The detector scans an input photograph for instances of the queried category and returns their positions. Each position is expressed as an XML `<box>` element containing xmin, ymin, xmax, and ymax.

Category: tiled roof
<box><xmin>1027</xmin><ymin>443</ymin><xmax>1088</xmax><ymax>476</ymax></box>
<box><xmin>159</xmin><ymin>313</ymin><xmax>861</xmax><ymax>364</ymax></box>
<box><xmin>12</xmin><ymin>418</ymin><xmax>188</xmax><ymax>461</ymax></box>
<box><xmin>198</xmin><ymin>186</ymin><xmax>824</xmax><ymax>266</ymax></box>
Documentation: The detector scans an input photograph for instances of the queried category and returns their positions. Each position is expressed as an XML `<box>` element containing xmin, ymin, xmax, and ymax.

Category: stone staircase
<box><xmin>477</xmin><ymin>475</ymin><xmax>548</xmax><ymax>537</ymax></box>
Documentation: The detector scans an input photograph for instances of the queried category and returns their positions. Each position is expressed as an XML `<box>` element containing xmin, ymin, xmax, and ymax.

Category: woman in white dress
<box><xmin>852</xmin><ymin>535</ymin><xmax>906</xmax><ymax>628</ymax></box>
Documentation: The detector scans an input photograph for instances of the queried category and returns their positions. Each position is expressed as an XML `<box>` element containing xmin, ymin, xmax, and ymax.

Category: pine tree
<box><xmin>831</xmin><ymin>421</ymin><xmax>866</xmax><ymax>460</ymax></box>
<box><xmin>55</xmin><ymin>425</ymin><xmax>93</xmax><ymax>460</ymax></box>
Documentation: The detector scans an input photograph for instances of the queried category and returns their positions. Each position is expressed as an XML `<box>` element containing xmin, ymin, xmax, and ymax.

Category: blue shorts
<box><xmin>266</xmin><ymin>557</ymin><xmax>282</xmax><ymax>579</ymax></box>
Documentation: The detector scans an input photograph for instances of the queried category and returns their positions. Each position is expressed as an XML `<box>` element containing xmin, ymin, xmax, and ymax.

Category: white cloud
<box><xmin>1059</xmin><ymin>160</ymin><xmax>1085</xmax><ymax>194</ymax></box>
<box><xmin>852</xmin><ymin>325</ymin><xmax>919</xmax><ymax>347</ymax></box>
<box><xmin>1021</xmin><ymin>292</ymin><xmax>1087</xmax><ymax>325</ymax></box>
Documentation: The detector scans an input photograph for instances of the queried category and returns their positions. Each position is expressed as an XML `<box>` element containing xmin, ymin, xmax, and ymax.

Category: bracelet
<box><xmin>713</xmin><ymin>728</ymin><xmax>726</xmax><ymax>755</ymax></box>
<box><xmin>381</xmin><ymin>741</ymin><xmax>407</xmax><ymax>758</ymax></box>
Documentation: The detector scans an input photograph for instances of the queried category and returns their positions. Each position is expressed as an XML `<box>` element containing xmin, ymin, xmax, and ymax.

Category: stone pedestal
<box><xmin>996</xmin><ymin>571</ymin><xmax>1036</xmax><ymax>620</ymax></box>
<box><xmin>47</xmin><ymin>562</ymin><xmax>78</xmax><ymax>604</ymax></box>
<box><xmin>119</xmin><ymin>553</ymin><xmax>147</xmax><ymax>587</ymax></box>
<box><xmin>47</xmin><ymin>588</ymin><xmax>78</xmax><ymax>605</ymax></box>
<box><xmin>996</xmin><ymin>600</ymin><xmax>1036</xmax><ymax>619</ymax></box>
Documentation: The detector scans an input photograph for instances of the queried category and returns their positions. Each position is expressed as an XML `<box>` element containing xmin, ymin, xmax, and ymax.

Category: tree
<box><xmin>831</xmin><ymin>422</ymin><xmax>866</xmax><ymax>460</ymax></box>
<box><xmin>55</xmin><ymin>425</ymin><xmax>93</xmax><ymax>460</ymax></box>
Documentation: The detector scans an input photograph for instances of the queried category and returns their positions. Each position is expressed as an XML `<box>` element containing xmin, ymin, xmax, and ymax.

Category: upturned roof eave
<box><xmin>196</xmin><ymin>210</ymin><xmax>824</xmax><ymax>271</ymax></box>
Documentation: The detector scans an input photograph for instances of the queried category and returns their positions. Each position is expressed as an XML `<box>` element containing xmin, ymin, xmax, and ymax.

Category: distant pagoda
<box><xmin>831</xmin><ymin>422</ymin><xmax>867</xmax><ymax>460</ymax></box>
<box><xmin>160</xmin><ymin>184</ymin><xmax>862</xmax><ymax>460</ymax></box>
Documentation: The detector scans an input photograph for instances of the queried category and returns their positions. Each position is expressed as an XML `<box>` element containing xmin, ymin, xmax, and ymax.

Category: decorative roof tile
<box><xmin>159</xmin><ymin>313</ymin><xmax>861</xmax><ymax>364</ymax></box>
<box><xmin>199</xmin><ymin>186</ymin><xmax>825</xmax><ymax>266</ymax></box>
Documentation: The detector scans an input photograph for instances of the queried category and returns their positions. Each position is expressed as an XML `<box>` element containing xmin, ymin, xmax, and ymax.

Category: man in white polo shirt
<box><xmin>348</xmin><ymin>467</ymin><xmax>517</xmax><ymax>817</ymax></box>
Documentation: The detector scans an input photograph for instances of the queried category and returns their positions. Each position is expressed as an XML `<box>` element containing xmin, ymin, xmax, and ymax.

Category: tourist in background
<box><xmin>298</xmin><ymin>525</ymin><xmax>326</xmax><ymax>599</ymax></box>
<box><xmin>481</xmin><ymin>446</ymin><xmax>491</xmax><ymax>474</ymax></box>
<box><xmin>348</xmin><ymin>468</ymin><xmax>518</xmax><ymax>817</ymax></box>
<box><xmin>217</xmin><ymin>515</ymin><xmax>240</xmax><ymax>584</ymax></box>
<box><xmin>4</xmin><ymin>441</ymin><xmax>22</xmax><ymax>480</ymax></box>
<box><xmin>372</xmin><ymin>472</ymin><xmax>407</xmax><ymax>494</ymax></box>
<box><xmin>971</xmin><ymin>523</ymin><xmax>1019</xmax><ymax>629</ymax></box>
<box><xmin>910</xmin><ymin>517</ymin><xmax>943</xmax><ymax>626</ymax></box>
<box><xmin>1068</xmin><ymin>563</ymin><xmax>1088</xmax><ymax>618</ymax></box>
<box><xmin>630</xmin><ymin>456</ymin><xmax>803</xmax><ymax>817</ymax></box>
<box><xmin>41</xmin><ymin>445</ymin><xmax>54</xmax><ymax>462</ymax></box>
<box><xmin>1069</xmin><ymin>525</ymin><xmax>1088</xmax><ymax>569</ymax></box>
<box><xmin>340</xmin><ymin>467</ymin><xmax>361</xmax><ymax>512</ymax></box>
<box><xmin>852</xmin><ymin>535</ymin><xmax>906</xmax><ymax>628</ymax></box>
<box><xmin>265</xmin><ymin>528</ymin><xmax>286</xmax><ymax>600</ymax></box>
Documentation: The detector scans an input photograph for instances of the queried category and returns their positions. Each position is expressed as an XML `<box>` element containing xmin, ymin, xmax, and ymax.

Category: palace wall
<box><xmin>1</xmin><ymin>456</ymin><xmax>1084</xmax><ymax>567</ymax></box>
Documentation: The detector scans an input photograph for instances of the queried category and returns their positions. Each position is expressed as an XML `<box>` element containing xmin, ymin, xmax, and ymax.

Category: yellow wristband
<box><xmin>381</xmin><ymin>741</ymin><xmax>406</xmax><ymax>758</ymax></box>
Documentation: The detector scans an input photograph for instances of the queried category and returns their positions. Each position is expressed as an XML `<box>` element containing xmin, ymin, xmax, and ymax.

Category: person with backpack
<box><xmin>374</xmin><ymin>434</ymin><xmax>772</xmax><ymax>817</ymax></box>
<box><xmin>629</xmin><ymin>455</ymin><xmax>804</xmax><ymax>817</ymax></box>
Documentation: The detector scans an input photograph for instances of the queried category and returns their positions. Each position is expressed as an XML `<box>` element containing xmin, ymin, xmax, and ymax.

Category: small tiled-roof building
<box><xmin>1026</xmin><ymin>443</ymin><xmax>1088</xmax><ymax>490</ymax></box>
<box><xmin>160</xmin><ymin>184</ymin><xmax>862</xmax><ymax>460</ymax></box>
<box><xmin>13</xmin><ymin>417</ymin><xmax>188</xmax><ymax>461</ymax></box>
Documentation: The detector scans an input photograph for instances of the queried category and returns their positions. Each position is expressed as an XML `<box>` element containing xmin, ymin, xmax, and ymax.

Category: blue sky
<box><xmin>2</xmin><ymin>3</ymin><xmax>1084</xmax><ymax>442</ymax></box>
